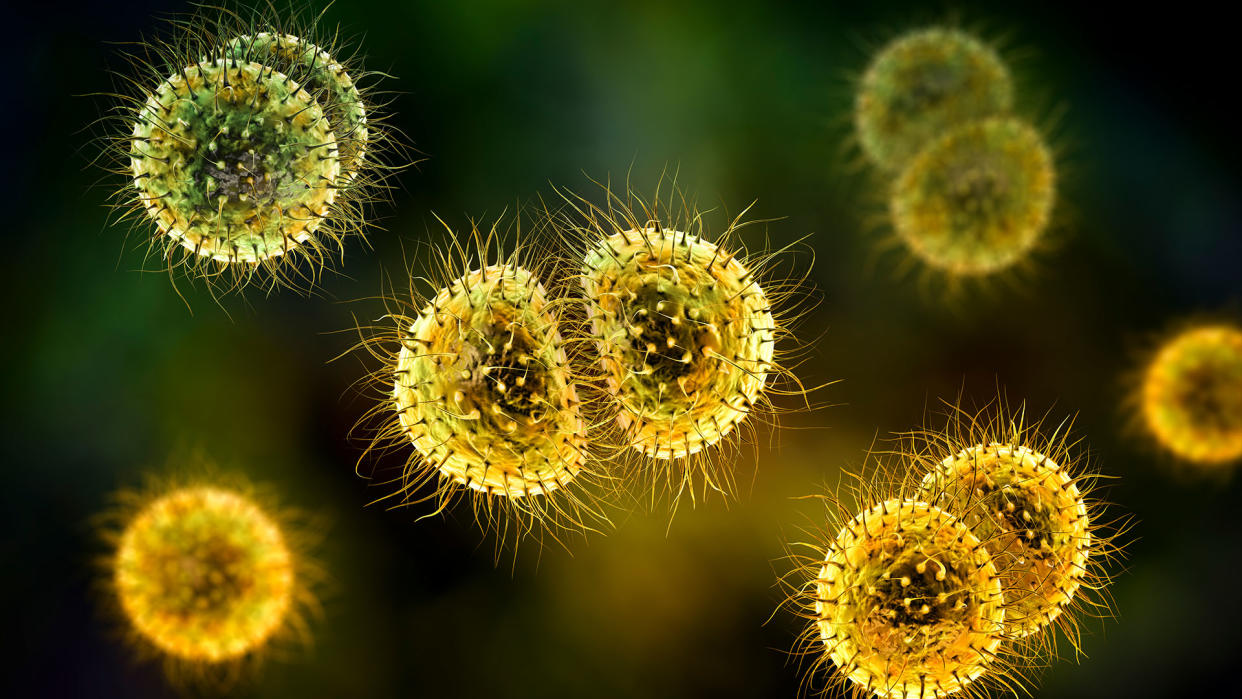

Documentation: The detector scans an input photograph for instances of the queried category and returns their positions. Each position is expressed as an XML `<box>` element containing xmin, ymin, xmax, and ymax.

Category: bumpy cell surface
<box><xmin>816</xmin><ymin>499</ymin><xmax>1005</xmax><ymax>698</ymax></box>
<box><xmin>919</xmin><ymin>444</ymin><xmax>1091</xmax><ymax>637</ymax></box>
<box><xmin>1142</xmin><ymin>325</ymin><xmax>1242</xmax><ymax>464</ymax></box>
<box><xmin>394</xmin><ymin>265</ymin><xmax>586</xmax><ymax>498</ymax></box>
<box><xmin>114</xmin><ymin>487</ymin><xmax>294</xmax><ymax>662</ymax></box>
<box><xmin>580</xmin><ymin>228</ymin><xmax>775</xmax><ymax>459</ymax></box>
<box><xmin>890</xmin><ymin>117</ymin><xmax>1054</xmax><ymax>276</ymax></box>
<box><xmin>129</xmin><ymin>59</ymin><xmax>339</xmax><ymax>263</ymax></box>
<box><xmin>856</xmin><ymin>28</ymin><xmax>1013</xmax><ymax>171</ymax></box>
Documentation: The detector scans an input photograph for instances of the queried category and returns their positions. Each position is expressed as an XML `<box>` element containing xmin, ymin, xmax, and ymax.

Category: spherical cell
<box><xmin>890</xmin><ymin>117</ymin><xmax>1054</xmax><ymax>276</ymax></box>
<box><xmin>918</xmin><ymin>443</ymin><xmax>1091</xmax><ymax>637</ymax></box>
<box><xmin>394</xmin><ymin>265</ymin><xmax>586</xmax><ymax>498</ymax></box>
<box><xmin>816</xmin><ymin>499</ymin><xmax>1005</xmax><ymax>698</ymax></box>
<box><xmin>856</xmin><ymin>28</ymin><xmax>1013</xmax><ymax>171</ymax></box>
<box><xmin>114</xmin><ymin>487</ymin><xmax>294</xmax><ymax>663</ymax></box>
<box><xmin>129</xmin><ymin>59</ymin><xmax>340</xmax><ymax>264</ymax></box>
<box><xmin>1141</xmin><ymin>325</ymin><xmax>1242</xmax><ymax>464</ymax></box>
<box><xmin>224</xmin><ymin>33</ymin><xmax>368</xmax><ymax>180</ymax></box>
<box><xmin>580</xmin><ymin>227</ymin><xmax>775</xmax><ymax>460</ymax></box>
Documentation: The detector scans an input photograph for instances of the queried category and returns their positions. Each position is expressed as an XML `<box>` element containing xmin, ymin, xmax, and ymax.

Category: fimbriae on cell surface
<box><xmin>349</xmin><ymin>221</ymin><xmax>605</xmax><ymax>551</ymax></box>
<box><xmin>552</xmin><ymin>179</ymin><xmax>817</xmax><ymax>508</ymax></box>
<box><xmin>100</xmin><ymin>3</ymin><xmax>404</xmax><ymax>295</ymax></box>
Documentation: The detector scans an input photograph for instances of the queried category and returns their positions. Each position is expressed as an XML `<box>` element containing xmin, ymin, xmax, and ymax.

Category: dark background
<box><xmin>5</xmin><ymin>1</ymin><xmax>1241</xmax><ymax>697</ymax></box>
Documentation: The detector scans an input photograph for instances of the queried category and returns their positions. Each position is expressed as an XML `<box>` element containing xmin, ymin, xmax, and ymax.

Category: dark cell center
<box><xmin>626</xmin><ymin>284</ymin><xmax>718</xmax><ymax>385</ymax></box>
<box><xmin>869</xmin><ymin>552</ymin><xmax>976</xmax><ymax>628</ymax></box>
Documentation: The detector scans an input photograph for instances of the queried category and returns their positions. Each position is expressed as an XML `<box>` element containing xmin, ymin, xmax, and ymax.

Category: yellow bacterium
<box><xmin>785</xmin><ymin>493</ymin><xmax>1011</xmax><ymax>698</ymax></box>
<box><xmin>890</xmin><ymin>117</ymin><xmax>1055</xmax><ymax>277</ymax></box>
<box><xmin>908</xmin><ymin>399</ymin><xmax>1129</xmax><ymax>653</ymax></box>
<box><xmin>99</xmin><ymin>472</ymin><xmax>320</xmax><ymax>684</ymax></box>
<box><xmin>551</xmin><ymin>179</ymin><xmax>817</xmax><ymax>508</ymax></box>
<box><xmin>350</xmin><ymin>221</ymin><xmax>606</xmax><ymax>551</ymax></box>
<box><xmin>1140</xmin><ymin>324</ymin><xmax>1242</xmax><ymax>465</ymax></box>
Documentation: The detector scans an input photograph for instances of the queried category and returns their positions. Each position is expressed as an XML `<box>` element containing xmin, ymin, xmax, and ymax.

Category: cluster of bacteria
<box><xmin>785</xmin><ymin>402</ymin><xmax>1127</xmax><ymax>698</ymax></box>
<box><xmin>855</xmin><ymin>27</ymin><xmax>1057</xmax><ymax>280</ymax></box>
<box><xmin>91</xmin><ymin>5</ymin><xmax>1242</xmax><ymax>696</ymax></box>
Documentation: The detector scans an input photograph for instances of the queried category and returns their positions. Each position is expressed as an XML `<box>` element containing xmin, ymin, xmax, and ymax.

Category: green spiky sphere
<box><xmin>129</xmin><ymin>59</ymin><xmax>340</xmax><ymax>264</ymax></box>
<box><xmin>856</xmin><ymin>28</ymin><xmax>1013</xmax><ymax>171</ymax></box>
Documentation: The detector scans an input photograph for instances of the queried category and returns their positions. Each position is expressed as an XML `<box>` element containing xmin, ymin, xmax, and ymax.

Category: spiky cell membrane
<box><xmin>890</xmin><ymin>117</ymin><xmax>1054</xmax><ymax>276</ymax></box>
<box><xmin>580</xmin><ymin>227</ymin><xmax>776</xmax><ymax>460</ymax></box>
<box><xmin>113</xmin><ymin>486</ymin><xmax>294</xmax><ymax>663</ymax></box>
<box><xmin>394</xmin><ymin>264</ymin><xmax>587</xmax><ymax>499</ymax></box>
<box><xmin>814</xmin><ymin>499</ymin><xmax>1005</xmax><ymax>698</ymax></box>
<box><xmin>918</xmin><ymin>444</ymin><xmax>1089</xmax><ymax>638</ymax></box>
<box><xmin>130</xmin><ymin>59</ymin><xmax>339</xmax><ymax>264</ymax></box>
<box><xmin>1141</xmin><ymin>324</ymin><xmax>1242</xmax><ymax>465</ymax></box>
<box><xmin>856</xmin><ymin>28</ymin><xmax>1013</xmax><ymax>172</ymax></box>
<box><xmin>223</xmin><ymin>33</ymin><xmax>369</xmax><ymax>181</ymax></box>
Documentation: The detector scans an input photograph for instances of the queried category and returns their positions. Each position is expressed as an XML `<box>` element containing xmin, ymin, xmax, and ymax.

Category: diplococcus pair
<box><xmin>785</xmin><ymin>403</ymin><xmax>1126</xmax><ymax>698</ymax></box>
<box><xmin>110</xmin><ymin>8</ymin><xmax>397</xmax><ymax>293</ymax></box>
<box><xmin>855</xmin><ymin>28</ymin><xmax>1057</xmax><ymax>280</ymax></box>
<box><xmin>351</xmin><ymin>186</ymin><xmax>809</xmax><ymax>548</ymax></box>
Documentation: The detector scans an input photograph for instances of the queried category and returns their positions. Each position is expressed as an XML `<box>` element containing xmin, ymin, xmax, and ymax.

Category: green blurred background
<box><xmin>5</xmin><ymin>0</ymin><xmax>1242</xmax><ymax>696</ymax></box>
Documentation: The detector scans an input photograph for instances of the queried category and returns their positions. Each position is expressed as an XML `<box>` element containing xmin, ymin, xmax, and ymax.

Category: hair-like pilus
<box><xmin>777</xmin><ymin>462</ymin><xmax>1027</xmax><ymax>699</ymax></box>
<box><xmin>345</xmin><ymin>216</ymin><xmax>611</xmax><ymax>556</ymax></box>
<box><xmin>543</xmin><ymin>174</ymin><xmax>822</xmax><ymax>514</ymax></box>
<box><xmin>903</xmin><ymin>396</ymin><xmax>1131</xmax><ymax>661</ymax></box>
<box><xmin>93</xmin><ymin>461</ymin><xmax>323</xmax><ymax>688</ymax></box>
<box><xmin>91</xmin><ymin>1</ymin><xmax>408</xmax><ymax>299</ymax></box>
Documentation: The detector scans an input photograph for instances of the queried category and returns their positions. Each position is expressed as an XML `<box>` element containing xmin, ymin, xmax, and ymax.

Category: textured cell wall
<box><xmin>5</xmin><ymin>0</ymin><xmax>1242</xmax><ymax>697</ymax></box>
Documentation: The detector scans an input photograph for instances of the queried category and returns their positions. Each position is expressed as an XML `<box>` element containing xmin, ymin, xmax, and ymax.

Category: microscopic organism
<box><xmin>129</xmin><ymin>59</ymin><xmax>340</xmax><ymax>265</ymax></box>
<box><xmin>103</xmin><ymin>5</ymin><xmax>401</xmax><ymax>294</ymax></box>
<box><xmin>918</xmin><ymin>444</ymin><xmax>1089</xmax><ymax>638</ymax></box>
<box><xmin>351</xmin><ymin>222</ymin><xmax>605</xmax><ymax>550</ymax></box>
<box><xmin>907</xmin><ymin>399</ymin><xmax>1127</xmax><ymax>652</ymax></box>
<box><xmin>101</xmin><ymin>473</ymin><xmax>318</xmax><ymax>683</ymax></box>
<box><xmin>890</xmin><ymin>117</ymin><xmax>1055</xmax><ymax>277</ymax></box>
<box><xmin>856</xmin><ymin>27</ymin><xmax>1013</xmax><ymax>172</ymax></box>
<box><xmin>553</xmin><ymin>180</ymin><xmax>815</xmax><ymax>508</ymax></box>
<box><xmin>1139</xmin><ymin>323</ymin><xmax>1242</xmax><ymax>465</ymax></box>
<box><xmin>580</xmin><ymin>226</ymin><xmax>774</xmax><ymax>460</ymax></box>
<box><xmin>786</xmin><ymin>494</ymin><xmax>1011</xmax><ymax>698</ymax></box>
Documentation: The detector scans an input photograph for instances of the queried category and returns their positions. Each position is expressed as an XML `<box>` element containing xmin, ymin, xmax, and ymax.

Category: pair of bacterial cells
<box><xmin>350</xmin><ymin>184</ymin><xmax>814</xmax><ymax>546</ymax></box>
<box><xmin>783</xmin><ymin>402</ymin><xmax>1129</xmax><ymax>698</ymax></box>
<box><xmin>93</xmin><ymin>5</ymin><xmax>1242</xmax><ymax>697</ymax></box>
<box><xmin>854</xmin><ymin>27</ymin><xmax>1057</xmax><ymax>281</ymax></box>
<box><xmin>107</xmin><ymin>5</ymin><xmax>399</xmax><ymax>294</ymax></box>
